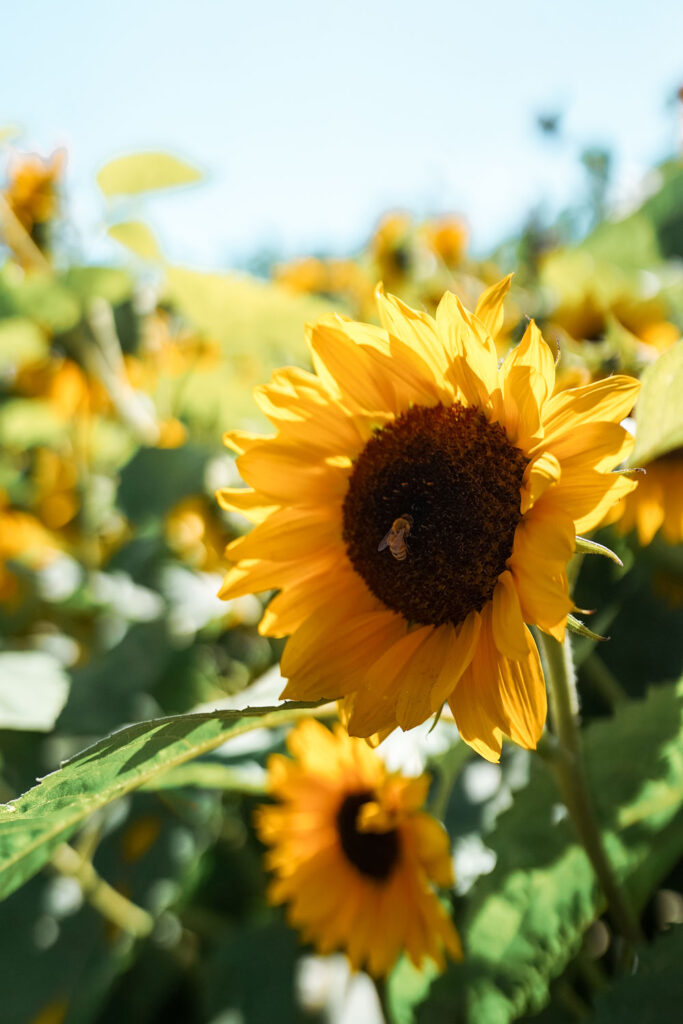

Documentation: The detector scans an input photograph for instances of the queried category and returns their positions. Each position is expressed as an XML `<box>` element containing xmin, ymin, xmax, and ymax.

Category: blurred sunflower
<box><xmin>255</xmin><ymin>719</ymin><xmax>461</xmax><ymax>977</ymax></box>
<box><xmin>421</xmin><ymin>215</ymin><xmax>468</xmax><ymax>268</ymax></box>
<box><xmin>0</xmin><ymin>497</ymin><xmax>60</xmax><ymax>602</ymax></box>
<box><xmin>2</xmin><ymin>150</ymin><xmax>64</xmax><ymax>249</ymax></box>
<box><xmin>608</xmin><ymin>450</ymin><xmax>683</xmax><ymax>546</ymax></box>
<box><xmin>218</xmin><ymin>277</ymin><xmax>639</xmax><ymax>760</ymax></box>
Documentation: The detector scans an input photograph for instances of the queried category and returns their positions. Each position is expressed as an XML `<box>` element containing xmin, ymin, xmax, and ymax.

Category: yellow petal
<box><xmin>495</xmin><ymin>625</ymin><xmax>547</xmax><ymax>749</ymax></box>
<box><xmin>474</xmin><ymin>274</ymin><xmax>513</xmax><ymax>340</ymax></box>
<box><xmin>236</xmin><ymin>444</ymin><xmax>350</xmax><ymax>503</ymax></box>
<box><xmin>226</xmin><ymin>505</ymin><xmax>341</xmax><ymax>562</ymax></box>
<box><xmin>492</xmin><ymin>570</ymin><xmax>528</xmax><ymax>660</ymax></box>
<box><xmin>430</xmin><ymin>610</ymin><xmax>482</xmax><ymax>708</ymax></box>
<box><xmin>375</xmin><ymin>285</ymin><xmax>448</xmax><ymax>377</ymax></box>
<box><xmin>394</xmin><ymin>626</ymin><xmax>453</xmax><ymax>730</ymax></box>
<box><xmin>541</xmin><ymin>375</ymin><xmax>640</xmax><ymax>447</ymax></box>
<box><xmin>520</xmin><ymin>451</ymin><xmax>561</xmax><ymax>514</ymax></box>
<box><xmin>307</xmin><ymin>316</ymin><xmax>397</xmax><ymax>414</ymax></box>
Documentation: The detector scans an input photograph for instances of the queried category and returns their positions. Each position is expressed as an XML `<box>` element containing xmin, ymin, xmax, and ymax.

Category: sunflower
<box><xmin>254</xmin><ymin>719</ymin><xmax>461</xmax><ymax>976</ymax></box>
<box><xmin>608</xmin><ymin>450</ymin><xmax>683</xmax><ymax>546</ymax></box>
<box><xmin>218</xmin><ymin>277</ymin><xmax>639</xmax><ymax>760</ymax></box>
<box><xmin>3</xmin><ymin>150</ymin><xmax>64</xmax><ymax>239</ymax></box>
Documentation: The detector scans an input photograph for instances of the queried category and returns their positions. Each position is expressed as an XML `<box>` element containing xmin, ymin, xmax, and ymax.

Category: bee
<box><xmin>378</xmin><ymin>514</ymin><xmax>413</xmax><ymax>561</ymax></box>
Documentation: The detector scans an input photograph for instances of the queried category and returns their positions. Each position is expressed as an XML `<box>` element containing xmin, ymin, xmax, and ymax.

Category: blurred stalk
<box><xmin>51</xmin><ymin>842</ymin><xmax>154</xmax><ymax>938</ymax></box>
<box><xmin>538</xmin><ymin>632</ymin><xmax>643</xmax><ymax>957</ymax></box>
<box><xmin>79</xmin><ymin>298</ymin><xmax>160</xmax><ymax>445</ymax></box>
<box><xmin>0</xmin><ymin>193</ymin><xmax>52</xmax><ymax>271</ymax></box>
<box><xmin>582</xmin><ymin>652</ymin><xmax>628</xmax><ymax>710</ymax></box>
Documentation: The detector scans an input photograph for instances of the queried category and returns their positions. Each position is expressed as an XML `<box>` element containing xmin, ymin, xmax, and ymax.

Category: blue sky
<box><xmin>3</xmin><ymin>0</ymin><xmax>682</xmax><ymax>267</ymax></box>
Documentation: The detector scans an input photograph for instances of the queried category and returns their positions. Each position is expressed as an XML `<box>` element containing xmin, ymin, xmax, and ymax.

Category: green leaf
<box><xmin>418</xmin><ymin>679</ymin><xmax>683</xmax><ymax>1024</ymax></box>
<box><xmin>0</xmin><ymin>266</ymin><xmax>81</xmax><ymax>333</ymax></box>
<box><xmin>0</xmin><ymin>398</ymin><xmax>66</xmax><ymax>450</ymax></box>
<box><xmin>165</xmin><ymin>267</ymin><xmax>333</xmax><ymax>429</ymax></box>
<box><xmin>203</xmin><ymin>921</ymin><xmax>302</xmax><ymax>1024</ymax></box>
<box><xmin>96</xmin><ymin>152</ymin><xmax>201</xmax><ymax>196</ymax></box>
<box><xmin>61</xmin><ymin>265</ymin><xmax>134</xmax><ymax>306</ymax></box>
<box><xmin>0</xmin><ymin>316</ymin><xmax>48</xmax><ymax>371</ymax></box>
<box><xmin>0</xmin><ymin>653</ymin><xmax>70</xmax><ymax>732</ymax></box>
<box><xmin>590</xmin><ymin>926</ymin><xmax>683</xmax><ymax>1023</ymax></box>
<box><xmin>631</xmin><ymin>341</ymin><xmax>683</xmax><ymax>466</ymax></box>
<box><xmin>580</xmin><ymin>211</ymin><xmax>662</xmax><ymax>270</ymax></box>
<box><xmin>108</xmin><ymin>220</ymin><xmax>163</xmax><ymax>262</ymax></box>
<box><xmin>0</xmin><ymin>701</ymin><xmax>325</xmax><ymax>902</ymax></box>
<box><xmin>117</xmin><ymin>443</ymin><xmax>211</xmax><ymax>524</ymax></box>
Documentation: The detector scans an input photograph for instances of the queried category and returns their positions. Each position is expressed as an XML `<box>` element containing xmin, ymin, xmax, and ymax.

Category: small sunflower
<box><xmin>255</xmin><ymin>719</ymin><xmax>461</xmax><ymax>976</ymax></box>
<box><xmin>3</xmin><ymin>150</ymin><xmax>64</xmax><ymax>238</ymax></box>
<box><xmin>609</xmin><ymin>450</ymin><xmax>683</xmax><ymax>546</ymax></box>
<box><xmin>218</xmin><ymin>277</ymin><xmax>639</xmax><ymax>760</ymax></box>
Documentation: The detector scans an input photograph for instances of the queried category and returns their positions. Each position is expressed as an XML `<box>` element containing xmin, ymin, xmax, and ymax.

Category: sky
<box><xmin>2</xmin><ymin>0</ymin><xmax>682</xmax><ymax>269</ymax></box>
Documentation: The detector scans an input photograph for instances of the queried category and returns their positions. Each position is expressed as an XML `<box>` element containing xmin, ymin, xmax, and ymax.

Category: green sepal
<box><xmin>567</xmin><ymin>613</ymin><xmax>609</xmax><ymax>642</ymax></box>
<box><xmin>575</xmin><ymin>534</ymin><xmax>623</xmax><ymax>567</ymax></box>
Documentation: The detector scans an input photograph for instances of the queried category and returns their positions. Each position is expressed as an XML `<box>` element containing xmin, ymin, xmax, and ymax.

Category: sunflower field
<box><xmin>0</xmin><ymin>128</ymin><xmax>682</xmax><ymax>1024</ymax></box>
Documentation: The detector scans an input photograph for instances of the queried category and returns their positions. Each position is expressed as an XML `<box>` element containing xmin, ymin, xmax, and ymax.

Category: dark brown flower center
<box><xmin>336</xmin><ymin>791</ymin><xmax>400</xmax><ymax>880</ymax></box>
<box><xmin>342</xmin><ymin>403</ymin><xmax>529</xmax><ymax>627</ymax></box>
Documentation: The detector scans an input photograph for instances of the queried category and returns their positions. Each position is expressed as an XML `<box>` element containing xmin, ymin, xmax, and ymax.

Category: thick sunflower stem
<box><xmin>538</xmin><ymin>632</ymin><xmax>643</xmax><ymax>957</ymax></box>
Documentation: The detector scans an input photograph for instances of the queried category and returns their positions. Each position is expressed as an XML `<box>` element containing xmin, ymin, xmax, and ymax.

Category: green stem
<box><xmin>373</xmin><ymin>974</ymin><xmax>393</xmax><ymax>1024</ymax></box>
<box><xmin>582</xmin><ymin>653</ymin><xmax>627</xmax><ymax>710</ymax></box>
<box><xmin>51</xmin><ymin>843</ymin><xmax>154</xmax><ymax>938</ymax></box>
<box><xmin>537</xmin><ymin>632</ymin><xmax>643</xmax><ymax>953</ymax></box>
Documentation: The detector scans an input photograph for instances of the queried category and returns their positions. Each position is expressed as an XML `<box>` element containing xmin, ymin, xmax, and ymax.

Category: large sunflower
<box><xmin>218</xmin><ymin>277</ymin><xmax>639</xmax><ymax>760</ymax></box>
<box><xmin>254</xmin><ymin>719</ymin><xmax>461</xmax><ymax>976</ymax></box>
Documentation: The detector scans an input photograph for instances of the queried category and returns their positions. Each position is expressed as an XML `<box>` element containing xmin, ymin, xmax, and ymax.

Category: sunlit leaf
<box><xmin>0</xmin><ymin>317</ymin><xmax>48</xmax><ymax>372</ymax></box>
<box><xmin>108</xmin><ymin>221</ymin><xmax>163</xmax><ymax>262</ymax></box>
<box><xmin>630</xmin><ymin>341</ymin><xmax>683</xmax><ymax>466</ymax></box>
<box><xmin>0</xmin><ymin>701</ymin><xmax>325</xmax><ymax>902</ymax></box>
<box><xmin>96</xmin><ymin>152</ymin><xmax>201</xmax><ymax>196</ymax></box>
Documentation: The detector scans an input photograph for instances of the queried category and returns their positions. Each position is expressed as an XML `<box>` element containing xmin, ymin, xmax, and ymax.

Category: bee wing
<box><xmin>378</xmin><ymin>530</ymin><xmax>392</xmax><ymax>552</ymax></box>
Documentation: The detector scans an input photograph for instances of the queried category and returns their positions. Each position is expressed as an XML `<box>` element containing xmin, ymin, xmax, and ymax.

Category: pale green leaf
<box><xmin>0</xmin><ymin>701</ymin><xmax>326</xmax><ymax>902</ymax></box>
<box><xmin>0</xmin><ymin>653</ymin><xmax>70</xmax><ymax>732</ymax></box>
<box><xmin>0</xmin><ymin>317</ymin><xmax>49</xmax><ymax>372</ymax></box>
<box><xmin>96</xmin><ymin>152</ymin><xmax>201</xmax><ymax>196</ymax></box>
<box><xmin>108</xmin><ymin>220</ymin><xmax>163</xmax><ymax>262</ymax></box>
<box><xmin>631</xmin><ymin>341</ymin><xmax>683</xmax><ymax>466</ymax></box>
<box><xmin>165</xmin><ymin>267</ymin><xmax>332</xmax><ymax>429</ymax></box>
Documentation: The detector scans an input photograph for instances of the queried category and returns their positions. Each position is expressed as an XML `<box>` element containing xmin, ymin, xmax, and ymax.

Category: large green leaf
<box><xmin>164</xmin><ymin>267</ymin><xmax>332</xmax><ymax>429</ymax></box>
<box><xmin>589</xmin><ymin>926</ymin><xmax>682</xmax><ymax>1023</ymax></box>
<box><xmin>0</xmin><ymin>701</ymin><xmax>324</xmax><ymax>902</ymax></box>
<box><xmin>630</xmin><ymin>341</ymin><xmax>683</xmax><ymax>466</ymax></box>
<box><xmin>418</xmin><ymin>679</ymin><xmax>683</xmax><ymax>1024</ymax></box>
<box><xmin>96</xmin><ymin>152</ymin><xmax>201</xmax><ymax>196</ymax></box>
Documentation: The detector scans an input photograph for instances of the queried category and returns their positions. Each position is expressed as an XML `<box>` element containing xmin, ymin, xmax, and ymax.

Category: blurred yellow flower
<box><xmin>3</xmin><ymin>150</ymin><xmax>64</xmax><ymax>237</ymax></box>
<box><xmin>218</xmin><ymin>278</ymin><xmax>639</xmax><ymax>760</ymax></box>
<box><xmin>609</xmin><ymin>452</ymin><xmax>683</xmax><ymax>546</ymax></box>
<box><xmin>16</xmin><ymin>358</ymin><xmax>110</xmax><ymax>419</ymax></box>
<box><xmin>32</xmin><ymin>448</ymin><xmax>79</xmax><ymax>531</ymax></box>
<box><xmin>370</xmin><ymin>211</ymin><xmax>414</xmax><ymax>288</ymax></box>
<box><xmin>421</xmin><ymin>215</ymin><xmax>468</xmax><ymax>268</ymax></box>
<box><xmin>255</xmin><ymin>719</ymin><xmax>461</xmax><ymax>977</ymax></box>
<box><xmin>165</xmin><ymin>496</ymin><xmax>227</xmax><ymax>572</ymax></box>
<box><xmin>0</xmin><ymin>496</ymin><xmax>60</xmax><ymax>602</ymax></box>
